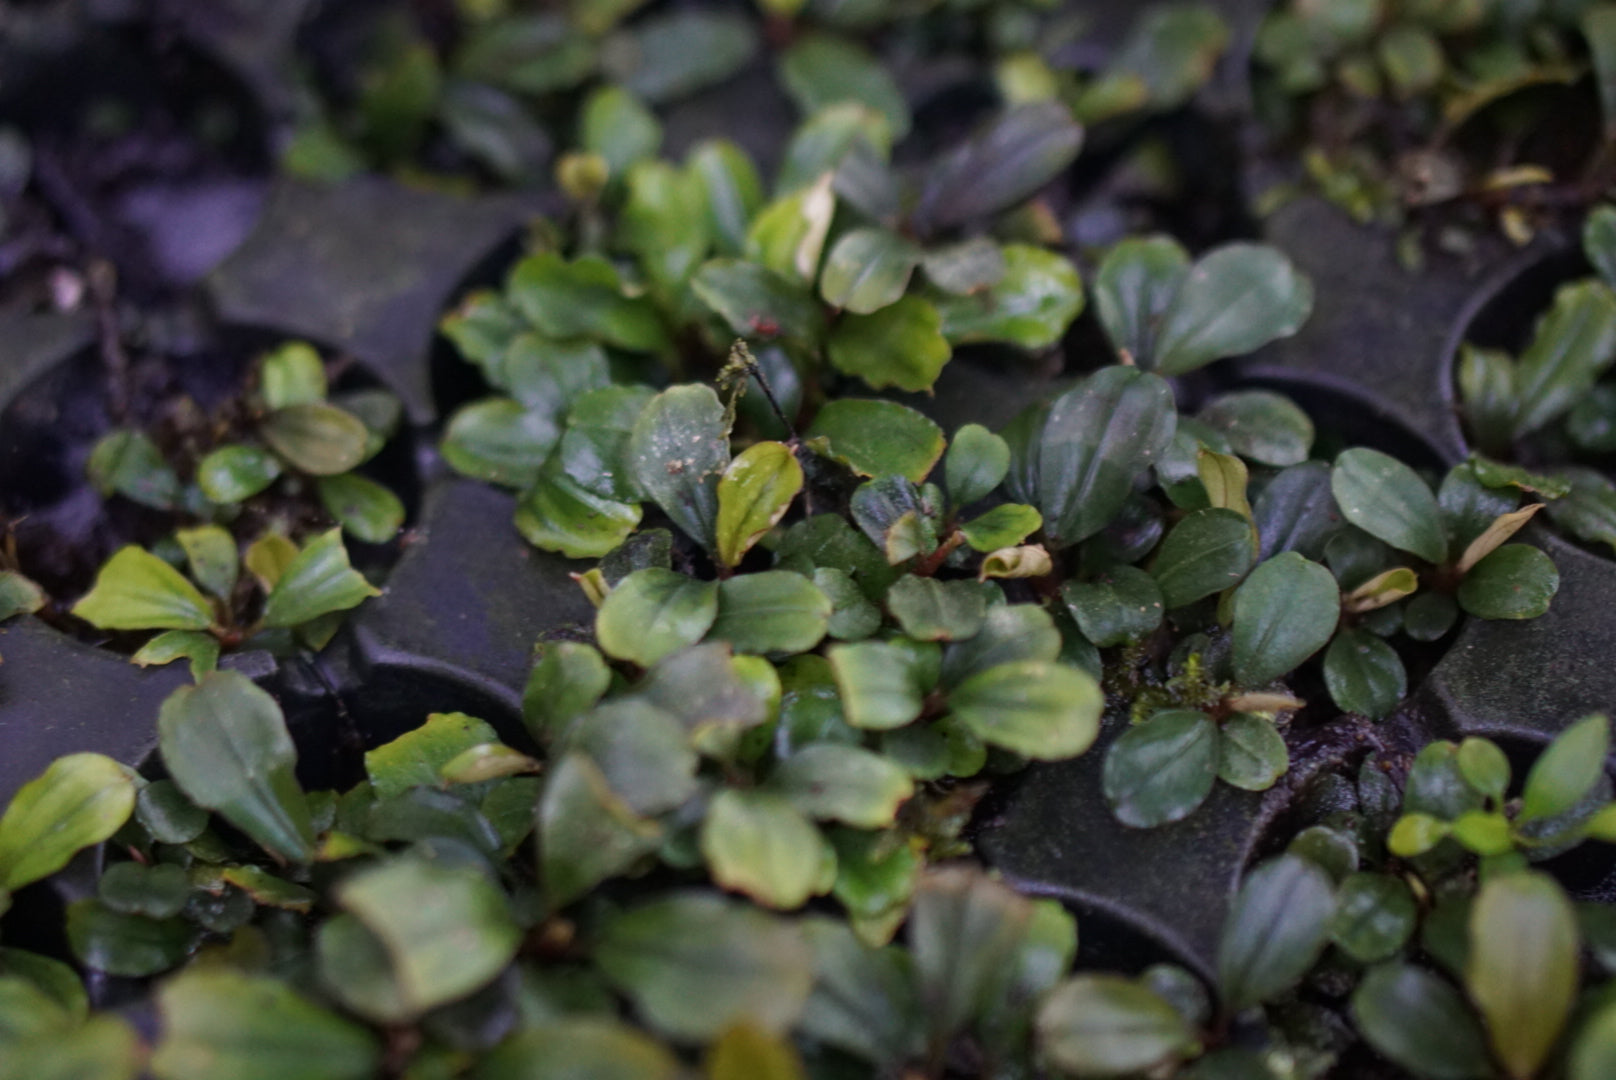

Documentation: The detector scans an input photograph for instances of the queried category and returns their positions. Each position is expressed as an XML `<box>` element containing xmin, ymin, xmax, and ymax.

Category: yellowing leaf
<box><xmin>71</xmin><ymin>546</ymin><xmax>214</xmax><ymax>631</ymax></box>
<box><xmin>716</xmin><ymin>442</ymin><xmax>803</xmax><ymax>567</ymax></box>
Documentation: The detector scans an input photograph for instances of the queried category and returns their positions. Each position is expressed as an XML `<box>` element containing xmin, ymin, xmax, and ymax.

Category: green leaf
<box><xmin>260</xmin><ymin>403</ymin><xmax>369</xmax><ymax>477</ymax></box>
<box><xmin>949</xmin><ymin>660</ymin><xmax>1102</xmax><ymax>760</ymax></box>
<box><xmin>827</xmin><ymin>295</ymin><xmax>951</xmax><ymax>393</ymax></box>
<box><xmin>638</xmin><ymin>643</ymin><xmax>769</xmax><ymax>743</ymax></box>
<box><xmin>692</xmin><ymin>258</ymin><xmax>825</xmax><ymax>347</ymax></box>
<box><xmin>71</xmin><ymin>545</ymin><xmax>214</xmax><ymax>631</ymax></box>
<box><xmin>538</xmin><ymin>752</ymin><xmax>661</xmax><ymax>909</ymax></box>
<box><xmin>259</xmin><ymin>341</ymin><xmax>327</xmax><ymax>409</ymax></box>
<box><xmin>629</xmin><ymin>384</ymin><xmax>730</xmax><ymax>553</ymax></box>
<box><xmin>701</xmin><ymin>790</ymin><xmax>828</xmax><ymax>909</ymax></box>
<box><xmin>523</xmin><ymin>641</ymin><xmax>611</xmax><ymax>741</ymax></box>
<box><xmin>1150</xmin><ymin>507</ymin><xmax>1256</xmax><ymax>609</ymax></box>
<box><xmin>364</xmin><ymin>712</ymin><xmax>500</xmax><ymax>800</ymax></box>
<box><xmin>317</xmin><ymin>474</ymin><xmax>404</xmax><ymax>544</ymax></box>
<box><xmin>1331</xmin><ymin>874</ymin><xmax>1417</xmax><ymax>964</ymax></box>
<box><xmin>1217</xmin><ymin>713</ymin><xmax>1288</xmax><ymax>792</ymax></box>
<box><xmin>922</xmin><ymin>238</ymin><xmax>1006</xmax><ymax>296</ymax></box>
<box><xmin>886</xmin><ymin>576</ymin><xmax>988</xmax><ymax>642</ymax></box>
<box><xmin>914</xmin><ymin>103</ymin><xmax>1083</xmax><ymax>232</ymax></box>
<box><xmin>929</xmin><ymin>245</ymin><xmax>1085</xmax><ymax>349</ymax></box>
<box><xmin>798</xmin><ymin>916</ymin><xmax>925</xmax><ymax>1063</ymax></box>
<box><xmin>1351</xmin><ymin>964</ymin><xmax>1492</xmax><ymax>1080</ymax></box>
<box><xmin>1153</xmin><ymin>244</ymin><xmax>1313</xmax><ymax>375</ymax></box>
<box><xmin>850</xmin><ymin>475</ymin><xmax>939</xmax><ymax>563</ymax></box>
<box><xmin>0</xmin><ymin>753</ymin><xmax>135</xmax><ymax>892</ymax></box>
<box><xmin>173</xmin><ymin>525</ymin><xmax>237</xmax><ymax>602</ymax></box>
<box><xmin>819</xmin><ymin>227</ymin><xmax>922</xmax><ymax>314</ymax></box>
<box><xmin>618</xmin><ymin>160</ymin><xmax>710</xmax><ymax>290</ymax></box>
<box><xmin>1102</xmin><ymin>709</ymin><xmax>1219</xmax><ymax>828</ymax></box>
<box><xmin>507</xmin><ymin>252</ymin><xmax>670</xmax><ymax>353</ymax></box>
<box><xmin>1034</xmin><ymin>367</ymin><xmax>1178</xmax><ymax>548</ymax></box>
<box><xmin>1545</xmin><ymin>465</ymin><xmax>1616</xmax><ymax>551</ymax></box>
<box><xmin>131</xmin><ymin>630</ymin><xmax>219</xmax><ymax>679</ymax></box>
<box><xmin>959</xmin><ymin>503</ymin><xmax>1042</xmax><ymax>552</ymax></box>
<box><xmin>337</xmin><ymin>857</ymin><xmax>520</xmax><ymax>1017</ymax></box>
<box><xmin>1197</xmin><ymin>391</ymin><xmax>1315</xmax><ymax>467</ymax></box>
<box><xmin>1254</xmin><ymin>461</ymin><xmax>1338</xmax><ymax>561</ymax></box>
<box><xmin>908</xmin><ymin>867</ymin><xmax>1033</xmax><ymax>1040</ymax></box>
<box><xmin>747</xmin><ymin>173</ymin><xmax>836</xmax><ymax>282</ymax></box>
<box><xmin>514</xmin><ymin>466</ymin><xmax>643</xmax><ymax>559</ymax></box>
<box><xmin>1036</xmin><ymin>975</ymin><xmax>1197</xmax><ymax>1077</ymax></box>
<box><xmin>135</xmin><ymin>780</ymin><xmax>208</xmax><ymax>845</ymax></box>
<box><xmin>1094</xmin><ymin>235</ymin><xmax>1190</xmax><ymax>364</ymax></box>
<box><xmin>1062</xmin><ymin>566</ymin><xmax>1164</xmax><ymax>647</ymax></box>
<box><xmin>579</xmin><ymin>86</ymin><xmax>661</xmax><ymax>178</ymax></box>
<box><xmin>1520</xmin><ymin>714</ymin><xmax>1609</xmax><ymax>823</ymax></box>
<box><xmin>1571</xmin><ymin>994</ymin><xmax>1616</xmax><ymax>1080</ymax></box>
<box><xmin>441</xmin><ymin>398</ymin><xmax>557</xmax><ymax>489</ymax></box>
<box><xmin>1230</xmin><ymin>553</ymin><xmax>1340</xmax><ymax>687</ymax></box>
<box><xmin>158</xmin><ymin>671</ymin><xmax>316</xmax><ymax>863</ymax></box>
<box><xmin>828</xmin><ymin>640</ymin><xmax>932</xmax><ymax>730</ymax></box>
<box><xmin>943</xmin><ymin>424</ymin><xmax>1010</xmax><ymax>508</ymax></box>
<box><xmin>814</xmin><ymin>567</ymin><xmax>882</xmax><ymax>640</ymax></box>
<box><xmin>477</xmin><ymin>1020</ymin><xmax>682</xmax><ymax>1080</ymax></box>
<box><xmin>780</xmin><ymin>34</ymin><xmax>910</xmax><ymax>140</ymax></box>
<box><xmin>0</xmin><ymin>570</ymin><xmax>45</xmax><ymax>622</ymax></box>
<box><xmin>1324</xmin><ymin>628</ymin><xmax>1408</xmax><ymax>718</ymax></box>
<box><xmin>1456</xmin><ymin>543</ymin><xmax>1559</xmax><ymax>620</ymax></box>
<box><xmin>261</xmin><ymin>529</ymin><xmax>379</xmax><ymax>629</ymax></box>
<box><xmin>768</xmin><ymin>745</ymin><xmax>913</xmax><ymax>828</ymax></box>
<box><xmin>941</xmin><ymin>603</ymin><xmax>1061</xmax><ymax>686</ymax></box>
<box><xmin>690</xmin><ymin>139</ymin><xmax>764</xmax><ymax>256</ymax></box>
<box><xmin>603</xmin><ymin>10</ymin><xmax>756</xmax><ymax>103</ymax></box>
<box><xmin>66</xmin><ymin>899</ymin><xmax>193</xmax><ymax>976</ymax></box>
<box><xmin>87</xmin><ymin>429</ymin><xmax>181</xmax><ymax>509</ymax></box>
<box><xmin>1512</xmin><ymin>279</ymin><xmax>1616</xmax><ymax>438</ymax></box>
<box><xmin>1467</xmin><ymin>872</ymin><xmax>1579</xmax><ymax>1079</ymax></box>
<box><xmin>705</xmin><ymin>1023</ymin><xmax>808</xmax><ymax>1080</ymax></box>
<box><xmin>1586</xmin><ymin>202</ymin><xmax>1616</xmax><ymax>289</ymax></box>
<box><xmin>596</xmin><ymin>569</ymin><xmax>719</xmax><ymax>666</ymax></box>
<box><xmin>1332</xmin><ymin>448</ymin><xmax>1447</xmax><ymax>563</ymax></box>
<box><xmin>151</xmin><ymin>969</ymin><xmax>378</xmax><ymax>1080</ymax></box>
<box><xmin>715</xmin><ymin>442</ymin><xmax>803</xmax><ymax>568</ymax></box>
<box><xmin>708</xmin><ymin>571</ymin><xmax>831</xmax><ymax>655</ymax></box>
<box><xmin>1217</xmin><ymin>854</ymin><xmax>1336</xmax><ymax>1011</ymax></box>
<box><xmin>596</xmin><ymin>892</ymin><xmax>813</xmax><ymax>1040</ymax></box>
<box><xmin>1</xmin><ymin>1014</ymin><xmax>139</xmax><ymax>1080</ymax></box>
<box><xmin>1458</xmin><ymin>344</ymin><xmax>1519</xmax><ymax>455</ymax></box>
<box><xmin>806</xmin><ymin>400</ymin><xmax>945</xmax><ymax>485</ymax></box>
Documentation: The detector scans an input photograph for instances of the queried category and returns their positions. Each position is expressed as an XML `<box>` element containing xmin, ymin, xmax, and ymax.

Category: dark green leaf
<box><xmin>943</xmin><ymin>424</ymin><xmax>1010</xmax><ymax>508</ymax></box>
<box><xmin>1456</xmin><ymin>543</ymin><xmax>1559</xmax><ymax>620</ymax></box>
<box><xmin>1197</xmin><ymin>391</ymin><xmax>1315</xmax><ymax>467</ymax></box>
<box><xmin>798</xmin><ymin>917</ymin><xmax>925</xmax><ymax>1065</ymax></box>
<box><xmin>538</xmin><ymin>752</ymin><xmax>661</xmax><ymax>909</ymax></box>
<box><xmin>1036</xmin><ymin>367</ymin><xmax>1177</xmax><ymax>547</ymax></box>
<box><xmin>1151</xmin><ymin>507</ymin><xmax>1256</xmax><ymax>609</ymax></box>
<box><xmin>317</xmin><ymin>474</ymin><xmax>405</xmax><ymax>544</ymax></box>
<box><xmin>135</xmin><ymin>780</ymin><xmax>208</xmax><ymax>845</ymax></box>
<box><xmin>1351</xmin><ymin>964</ymin><xmax>1492</xmax><ymax>1080</ymax></box>
<box><xmin>909</xmin><ymin>867</ymin><xmax>1033</xmax><ymax>1040</ymax></box>
<box><xmin>941</xmin><ymin>603</ymin><xmax>1061</xmax><ymax>685</ymax></box>
<box><xmin>769</xmin><ymin>745</ymin><xmax>913</xmax><ymax>828</ymax></box>
<box><xmin>87</xmin><ymin>429</ymin><xmax>181</xmax><ymax>509</ymax></box>
<box><xmin>1217</xmin><ymin>713</ymin><xmax>1288</xmax><ymax>792</ymax></box>
<box><xmin>628</xmin><ymin>385</ymin><xmax>730</xmax><ymax>553</ymax></box>
<box><xmin>1061</xmin><ymin>567</ymin><xmax>1164</xmax><ymax>648</ymax></box>
<box><xmin>1332</xmin><ymin>448</ymin><xmax>1446</xmax><ymax>563</ymax></box>
<box><xmin>692</xmin><ymin>258</ymin><xmax>824</xmax><ymax>347</ymax></box>
<box><xmin>1512</xmin><ymin>279</ymin><xmax>1616</xmax><ymax>438</ymax></box>
<box><xmin>1036</xmin><ymin>975</ymin><xmax>1197</xmax><ymax>1077</ymax></box>
<box><xmin>260</xmin><ymin>403</ymin><xmax>369</xmax><ymax>477</ymax></box>
<box><xmin>66</xmin><ymin>900</ymin><xmax>192</xmax><ymax>977</ymax></box>
<box><xmin>1332</xmin><ymin>875</ymin><xmax>1417</xmax><ymax>964</ymax></box>
<box><xmin>508</xmin><ymin>252</ymin><xmax>669</xmax><ymax>353</ymax></box>
<box><xmin>158</xmin><ymin>671</ymin><xmax>316</xmax><ymax>863</ymax></box>
<box><xmin>807</xmin><ymin>400</ymin><xmax>945</xmax><ymax>484</ymax></box>
<box><xmin>1229</xmin><ymin>553</ymin><xmax>1340</xmax><ymax>687</ymax></box>
<box><xmin>579</xmin><ymin>86</ymin><xmax>661</xmax><ymax>178</ymax></box>
<box><xmin>1103</xmin><ymin>710</ymin><xmax>1218</xmax><ymax>828</ymax></box>
<box><xmin>1324</xmin><ymin>628</ymin><xmax>1408</xmax><ymax>718</ymax></box>
<box><xmin>1094</xmin><ymin>235</ymin><xmax>1189</xmax><ymax>364</ymax></box>
<box><xmin>914</xmin><ymin>103</ymin><xmax>1083</xmax><ymax>232</ymax></box>
<box><xmin>690</xmin><ymin>139</ymin><xmax>764</xmax><ymax>256</ymax></box>
<box><xmin>780</xmin><ymin>35</ymin><xmax>910</xmax><ymax>139</ymax></box>
<box><xmin>442</xmin><ymin>398</ymin><xmax>557</xmax><ymax>489</ymax></box>
<box><xmin>1586</xmin><ymin>203</ymin><xmax>1616</xmax><ymax>289</ymax></box>
<box><xmin>1153</xmin><ymin>245</ymin><xmax>1313</xmax><ymax>375</ymax></box>
<box><xmin>1254</xmin><ymin>461</ymin><xmax>1339</xmax><ymax>561</ymax></box>
<box><xmin>476</xmin><ymin>1020</ymin><xmax>682</xmax><ymax>1080</ymax></box>
<box><xmin>1217</xmin><ymin>855</ymin><xmax>1335</xmax><ymax>1011</ymax></box>
<box><xmin>602</xmin><ymin>10</ymin><xmax>757</xmax><ymax>104</ymax></box>
<box><xmin>596</xmin><ymin>892</ymin><xmax>813</xmax><ymax>1039</ymax></box>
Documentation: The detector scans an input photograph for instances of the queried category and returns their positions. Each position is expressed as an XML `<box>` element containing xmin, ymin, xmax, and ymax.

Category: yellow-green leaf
<box><xmin>716</xmin><ymin>442</ymin><xmax>803</xmax><ymax>567</ymax></box>
<box><xmin>71</xmin><ymin>546</ymin><xmax>214</xmax><ymax>631</ymax></box>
